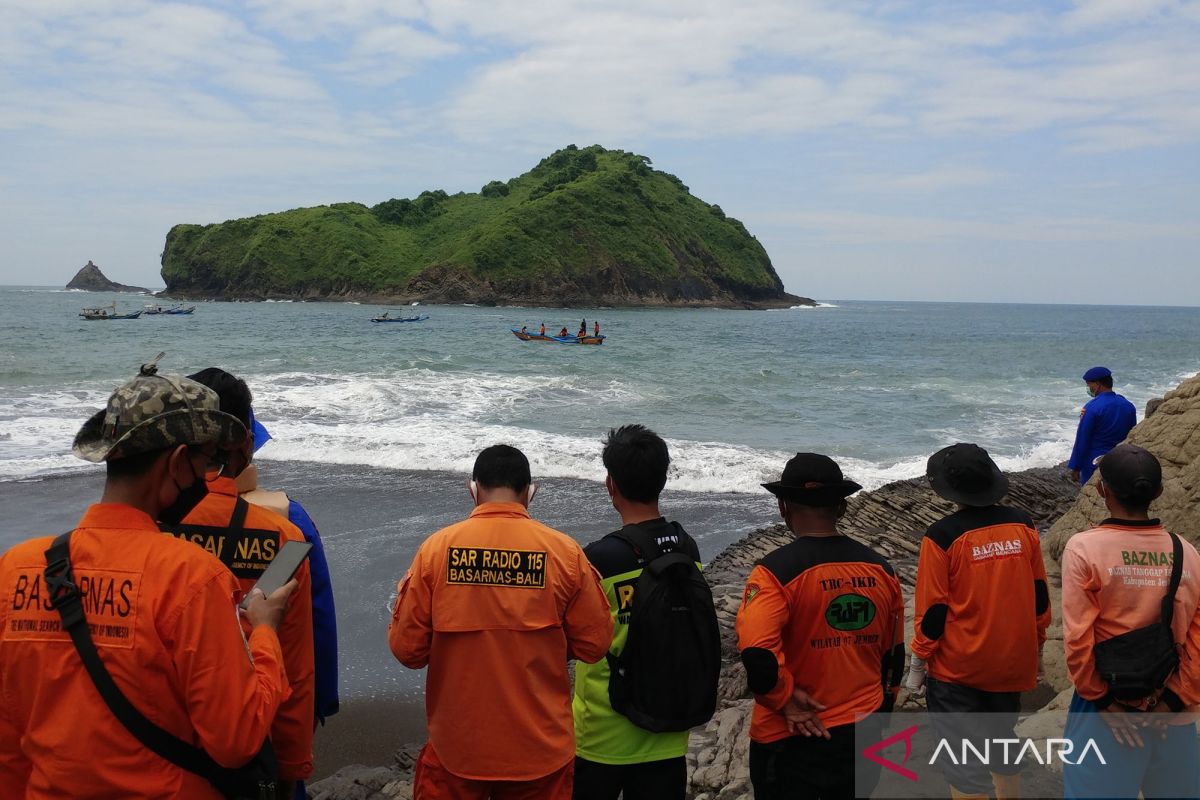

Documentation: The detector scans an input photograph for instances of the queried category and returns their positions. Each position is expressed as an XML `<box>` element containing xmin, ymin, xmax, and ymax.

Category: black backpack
<box><xmin>605</xmin><ymin>523</ymin><xmax>721</xmax><ymax>733</ymax></box>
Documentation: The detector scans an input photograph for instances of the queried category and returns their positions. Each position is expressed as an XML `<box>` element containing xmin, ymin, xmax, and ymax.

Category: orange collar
<box><xmin>468</xmin><ymin>501</ymin><xmax>532</xmax><ymax>519</ymax></box>
<box><xmin>207</xmin><ymin>475</ymin><xmax>239</xmax><ymax>498</ymax></box>
<box><xmin>77</xmin><ymin>503</ymin><xmax>159</xmax><ymax>532</ymax></box>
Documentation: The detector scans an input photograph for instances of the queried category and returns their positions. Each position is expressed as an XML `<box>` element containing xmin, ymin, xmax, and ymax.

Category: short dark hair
<box><xmin>1096</xmin><ymin>375</ymin><xmax>1114</xmax><ymax>389</ymax></box>
<box><xmin>473</xmin><ymin>444</ymin><xmax>531</xmax><ymax>492</ymax></box>
<box><xmin>188</xmin><ymin>368</ymin><xmax>253</xmax><ymax>426</ymax></box>
<box><xmin>106</xmin><ymin>446</ymin><xmax>171</xmax><ymax>479</ymax></box>
<box><xmin>602</xmin><ymin>424</ymin><xmax>669</xmax><ymax>503</ymax></box>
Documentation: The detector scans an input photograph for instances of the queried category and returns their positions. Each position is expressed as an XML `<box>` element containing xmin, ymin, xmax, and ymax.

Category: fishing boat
<box><xmin>372</xmin><ymin>312</ymin><xmax>430</xmax><ymax>323</ymax></box>
<box><xmin>511</xmin><ymin>327</ymin><xmax>605</xmax><ymax>345</ymax></box>
<box><xmin>80</xmin><ymin>303</ymin><xmax>142</xmax><ymax>320</ymax></box>
<box><xmin>145</xmin><ymin>303</ymin><xmax>195</xmax><ymax>315</ymax></box>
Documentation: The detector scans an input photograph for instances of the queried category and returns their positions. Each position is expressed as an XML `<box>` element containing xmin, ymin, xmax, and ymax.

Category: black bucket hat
<box><xmin>763</xmin><ymin>453</ymin><xmax>862</xmax><ymax>507</ymax></box>
<box><xmin>927</xmin><ymin>443</ymin><xmax>1009</xmax><ymax>507</ymax></box>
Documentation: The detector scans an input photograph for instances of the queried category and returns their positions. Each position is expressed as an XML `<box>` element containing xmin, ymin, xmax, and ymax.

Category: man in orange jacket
<box><xmin>906</xmin><ymin>443</ymin><xmax>1052</xmax><ymax>800</ymax></box>
<box><xmin>0</xmin><ymin>365</ymin><xmax>296</xmax><ymax>798</ymax></box>
<box><xmin>736</xmin><ymin>453</ymin><xmax>904</xmax><ymax>800</ymax></box>
<box><xmin>390</xmin><ymin>444</ymin><xmax>614</xmax><ymax>799</ymax></box>
<box><xmin>166</xmin><ymin>368</ymin><xmax>316</xmax><ymax>795</ymax></box>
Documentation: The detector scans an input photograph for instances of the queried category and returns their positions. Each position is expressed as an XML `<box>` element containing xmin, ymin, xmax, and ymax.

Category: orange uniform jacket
<box><xmin>172</xmin><ymin>476</ymin><xmax>315</xmax><ymax>780</ymax></box>
<box><xmin>1062</xmin><ymin>519</ymin><xmax>1200</xmax><ymax>711</ymax></box>
<box><xmin>735</xmin><ymin>535</ymin><xmax>904</xmax><ymax>742</ymax></box>
<box><xmin>0</xmin><ymin>504</ymin><xmax>289</xmax><ymax>798</ymax></box>
<box><xmin>389</xmin><ymin>502</ymin><xmax>613</xmax><ymax>781</ymax></box>
<box><xmin>911</xmin><ymin>506</ymin><xmax>1051</xmax><ymax>693</ymax></box>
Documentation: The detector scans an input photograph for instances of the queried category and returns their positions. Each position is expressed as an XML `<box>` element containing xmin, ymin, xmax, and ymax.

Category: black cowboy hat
<box><xmin>762</xmin><ymin>453</ymin><xmax>862</xmax><ymax>507</ymax></box>
<box><xmin>927</xmin><ymin>443</ymin><xmax>1009</xmax><ymax>507</ymax></box>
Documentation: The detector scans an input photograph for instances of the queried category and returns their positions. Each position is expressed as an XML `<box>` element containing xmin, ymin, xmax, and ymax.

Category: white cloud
<box><xmin>757</xmin><ymin>210</ymin><xmax>1200</xmax><ymax>245</ymax></box>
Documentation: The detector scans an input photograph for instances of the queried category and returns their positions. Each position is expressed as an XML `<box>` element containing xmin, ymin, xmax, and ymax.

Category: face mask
<box><xmin>159</xmin><ymin>456</ymin><xmax>210</xmax><ymax>525</ymax></box>
<box><xmin>1087</xmin><ymin>387</ymin><xmax>1097</xmax><ymax>398</ymax></box>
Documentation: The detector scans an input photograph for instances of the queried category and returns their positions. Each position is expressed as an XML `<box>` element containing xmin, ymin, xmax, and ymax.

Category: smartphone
<box><xmin>239</xmin><ymin>540</ymin><xmax>313</xmax><ymax>610</ymax></box>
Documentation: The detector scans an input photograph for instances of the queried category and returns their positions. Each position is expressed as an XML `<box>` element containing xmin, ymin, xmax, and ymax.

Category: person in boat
<box><xmin>594</xmin><ymin>321</ymin><xmax>600</xmax><ymax>337</ymax></box>
<box><xmin>560</xmin><ymin>327</ymin><xmax>570</xmax><ymax>338</ymax></box>
<box><xmin>540</xmin><ymin>323</ymin><xmax>546</xmax><ymax>336</ymax></box>
<box><xmin>380</xmin><ymin>312</ymin><xmax>389</xmax><ymax>320</ymax></box>
<box><xmin>521</xmin><ymin>325</ymin><xmax>528</xmax><ymax>335</ymax></box>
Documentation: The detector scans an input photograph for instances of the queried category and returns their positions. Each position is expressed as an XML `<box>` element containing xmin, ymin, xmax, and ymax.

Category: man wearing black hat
<box><xmin>906</xmin><ymin>443</ymin><xmax>1052</xmax><ymax>800</ymax></box>
<box><xmin>1068</xmin><ymin>366</ymin><xmax>1137</xmax><ymax>486</ymax></box>
<box><xmin>735</xmin><ymin>453</ymin><xmax>905</xmax><ymax>800</ymax></box>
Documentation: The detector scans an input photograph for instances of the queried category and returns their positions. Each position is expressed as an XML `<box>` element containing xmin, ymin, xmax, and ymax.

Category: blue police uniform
<box><xmin>1068</xmin><ymin>391</ymin><xmax>1136</xmax><ymax>484</ymax></box>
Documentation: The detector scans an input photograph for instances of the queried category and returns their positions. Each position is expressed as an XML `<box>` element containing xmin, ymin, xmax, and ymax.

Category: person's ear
<box><xmin>525</xmin><ymin>482</ymin><xmax>538</xmax><ymax>507</ymax></box>
<box><xmin>605</xmin><ymin>475</ymin><xmax>616</xmax><ymax>499</ymax></box>
<box><xmin>467</xmin><ymin>478</ymin><xmax>479</xmax><ymax>504</ymax></box>
<box><xmin>1153</xmin><ymin>484</ymin><xmax>1164</xmax><ymax>501</ymax></box>
<box><xmin>165</xmin><ymin>444</ymin><xmax>192</xmax><ymax>485</ymax></box>
<box><xmin>777</xmin><ymin>498</ymin><xmax>788</xmax><ymax>521</ymax></box>
<box><xmin>1096</xmin><ymin>480</ymin><xmax>1108</xmax><ymax>501</ymax></box>
<box><xmin>835</xmin><ymin>500</ymin><xmax>848</xmax><ymax>520</ymax></box>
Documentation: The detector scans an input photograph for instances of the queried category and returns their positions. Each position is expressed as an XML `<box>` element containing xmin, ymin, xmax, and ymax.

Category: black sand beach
<box><xmin>0</xmin><ymin>459</ymin><xmax>776</xmax><ymax>778</ymax></box>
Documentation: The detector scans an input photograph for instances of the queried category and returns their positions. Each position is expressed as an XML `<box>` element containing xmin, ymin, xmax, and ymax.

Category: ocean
<box><xmin>2</xmin><ymin>286</ymin><xmax>1199</xmax><ymax>700</ymax></box>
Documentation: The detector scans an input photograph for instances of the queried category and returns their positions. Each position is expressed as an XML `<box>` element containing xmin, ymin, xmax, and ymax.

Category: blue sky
<box><xmin>1</xmin><ymin>0</ymin><xmax>1198</xmax><ymax>304</ymax></box>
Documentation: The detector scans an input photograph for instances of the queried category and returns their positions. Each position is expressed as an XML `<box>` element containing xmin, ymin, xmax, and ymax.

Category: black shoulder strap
<box><xmin>1161</xmin><ymin>531</ymin><xmax>1184</xmax><ymax>630</ymax></box>
<box><xmin>230</xmin><ymin>497</ymin><xmax>250</xmax><ymax>530</ymax></box>
<box><xmin>609</xmin><ymin>527</ymin><xmax>662</xmax><ymax>563</ymax></box>
<box><xmin>43</xmin><ymin>531</ymin><xmax>217</xmax><ymax>779</ymax></box>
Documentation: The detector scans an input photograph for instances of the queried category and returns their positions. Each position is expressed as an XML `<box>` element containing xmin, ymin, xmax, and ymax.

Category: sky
<box><xmin>1</xmin><ymin>0</ymin><xmax>1198</xmax><ymax>305</ymax></box>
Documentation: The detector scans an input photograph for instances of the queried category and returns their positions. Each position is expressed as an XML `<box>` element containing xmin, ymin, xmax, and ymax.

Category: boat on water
<box><xmin>144</xmin><ymin>303</ymin><xmax>195</xmax><ymax>315</ymax></box>
<box><xmin>372</xmin><ymin>312</ymin><xmax>430</xmax><ymax>323</ymax></box>
<box><xmin>511</xmin><ymin>327</ymin><xmax>605</xmax><ymax>345</ymax></box>
<box><xmin>80</xmin><ymin>304</ymin><xmax>142</xmax><ymax>320</ymax></box>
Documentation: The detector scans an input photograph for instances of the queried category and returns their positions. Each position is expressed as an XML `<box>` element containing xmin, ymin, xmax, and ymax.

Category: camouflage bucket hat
<box><xmin>73</xmin><ymin>372</ymin><xmax>247</xmax><ymax>463</ymax></box>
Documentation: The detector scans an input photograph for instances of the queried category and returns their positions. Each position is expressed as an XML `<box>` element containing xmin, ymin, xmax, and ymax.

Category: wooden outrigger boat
<box><xmin>372</xmin><ymin>312</ymin><xmax>430</xmax><ymax>323</ymax></box>
<box><xmin>80</xmin><ymin>303</ymin><xmax>142</xmax><ymax>320</ymax></box>
<box><xmin>144</xmin><ymin>304</ymin><xmax>195</xmax><ymax>315</ymax></box>
<box><xmin>511</xmin><ymin>327</ymin><xmax>605</xmax><ymax>345</ymax></box>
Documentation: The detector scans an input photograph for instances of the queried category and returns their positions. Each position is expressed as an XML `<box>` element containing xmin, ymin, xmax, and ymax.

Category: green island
<box><xmin>161</xmin><ymin>145</ymin><xmax>810</xmax><ymax>308</ymax></box>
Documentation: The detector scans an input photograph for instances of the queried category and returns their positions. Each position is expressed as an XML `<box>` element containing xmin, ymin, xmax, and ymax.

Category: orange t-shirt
<box><xmin>735</xmin><ymin>534</ymin><xmax>904</xmax><ymax>741</ymax></box>
<box><xmin>388</xmin><ymin>502</ymin><xmax>613</xmax><ymax>780</ymax></box>
<box><xmin>0</xmin><ymin>504</ymin><xmax>288</xmax><ymax>798</ymax></box>
<box><xmin>1061</xmin><ymin>519</ymin><xmax>1200</xmax><ymax>709</ymax></box>
<box><xmin>172</xmin><ymin>476</ymin><xmax>315</xmax><ymax>780</ymax></box>
<box><xmin>911</xmin><ymin>505</ymin><xmax>1052</xmax><ymax>692</ymax></box>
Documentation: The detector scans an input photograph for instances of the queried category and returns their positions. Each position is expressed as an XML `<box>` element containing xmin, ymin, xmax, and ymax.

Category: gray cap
<box><xmin>73</xmin><ymin>372</ymin><xmax>246</xmax><ymax>463</ymax></box>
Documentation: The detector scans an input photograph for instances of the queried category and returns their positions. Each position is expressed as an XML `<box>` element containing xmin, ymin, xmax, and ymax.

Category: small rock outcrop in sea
<box><xmin>65</xmin><ymin>260</ymin><xmax>151</xmax><ymax>293</ymax></box>
<box><xmin>305</xmin><ymin>467</ymin><xmax>1079</xmax><ymax>800</ymax></box>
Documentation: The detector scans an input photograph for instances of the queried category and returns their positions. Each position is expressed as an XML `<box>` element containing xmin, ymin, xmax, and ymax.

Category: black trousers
<box><xmin>749</xmin><ymin>717</ymin><xmax>883</xmax><ymax>800</ymax></box>
<box><xmin>571</xmin><ymin>755</ymin><xmax>687</xmax><ymax>800</ymax></box>
<box><xmin>925</xmin><ymin>677</ymin><xmax>1022</xmax><ymax>795</ymax></box>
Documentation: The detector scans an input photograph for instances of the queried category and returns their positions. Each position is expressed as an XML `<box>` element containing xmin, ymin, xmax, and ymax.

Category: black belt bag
<box><xmin>1092</xmin><ymin>530</ymin><xmax>1183</xmax><ymax>702</ymax></box>
<box><xmin>44</xmin><ymin>531</ymin><xmax>278</xmax><ymax>800</ymax></box>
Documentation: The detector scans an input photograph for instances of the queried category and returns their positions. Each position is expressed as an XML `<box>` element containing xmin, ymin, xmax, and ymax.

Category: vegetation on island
<box><xmin>160</xmin><ymin>145</ymin><xmax>807</xmax><ymax>307</ymax></box>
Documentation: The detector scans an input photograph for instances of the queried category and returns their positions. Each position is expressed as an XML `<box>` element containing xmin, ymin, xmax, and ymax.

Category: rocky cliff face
<box><xmin>307</xmin><ymin>467</ymin><xmax>1079</xmax><ymax>800</ymax></box>
<box><xmin>65</xmin><ymin>261</ymin><xmax>151</xmax><ymax>293</ymax></box>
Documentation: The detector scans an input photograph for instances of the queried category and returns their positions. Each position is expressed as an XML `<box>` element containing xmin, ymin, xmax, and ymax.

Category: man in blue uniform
<box><xmin>1068</xmin><ymin>366</ymin><xmax>1137</xmax><ymax>485</ymax></box>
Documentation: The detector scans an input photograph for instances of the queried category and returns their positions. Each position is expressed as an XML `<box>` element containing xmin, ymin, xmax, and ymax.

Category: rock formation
<box><xmin>160</xmin><ymin>145</ymin><xmax>811</xmax><ymax>309</ymax></box>
<box><xmin>65</xmin><ymin>261</ymin><xmax>151</xmax><ymax>293</ymax></box>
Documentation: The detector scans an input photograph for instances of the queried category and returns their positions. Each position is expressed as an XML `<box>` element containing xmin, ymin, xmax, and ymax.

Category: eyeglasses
<box><xmin>188</xmin><ymin>448</ymin><xmax>230</xmax><ymax>482</ymax></box>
